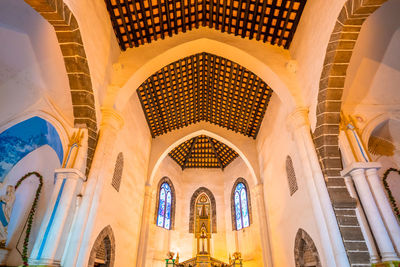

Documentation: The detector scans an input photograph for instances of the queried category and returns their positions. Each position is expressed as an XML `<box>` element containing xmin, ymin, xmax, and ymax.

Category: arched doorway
<box><xmin>88</xmin><ymin>226</ymin><xmax>115</xmax><ymax>267</ymax></box>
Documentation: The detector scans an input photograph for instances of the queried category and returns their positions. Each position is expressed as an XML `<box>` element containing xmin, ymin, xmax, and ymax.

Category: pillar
<box><xmin>63</xmin><ymin>107</ymin><xmax>124</xmax><ymax>267</ymax></box>
<box><xmin>365</xmin><ymin>166</ymin><xmax>400</xmax><ymax>254</ymax></box>
<box><xmin>343</xmin><ymin>176</ymin><xmax>380</xmax><ymax>263</ymax></box>
<box><xmin>341</xmin><ymin>164</ymin><xmax>399</xmax><ymax>262</ymax></box>
<box><xmin>254</xmin><ymin>183</ymin><xmax>273</xmax><ymax>267</ymax></box>
<box><xmin>287</xmin><ymin>107</ymin><xmax>349</xmax><ymax>267</ymax></box>
<box><xmin>29</xmin><ymin>169</ymin><xmax>85</xmax><ymax>266</ymax></box>
<box><xmin>136</xmin><ymin>183</ymin><xmax>153</xmax><ymax>267</ymax></box>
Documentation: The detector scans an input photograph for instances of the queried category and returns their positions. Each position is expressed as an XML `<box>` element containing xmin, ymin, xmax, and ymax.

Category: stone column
<box><xmin>136</xmin><ymin>183</ymin><xmax>153</xmax><ymax>267</ymax></box>
<box><xmin>254</xmin><ymin>183</ymin><xmax>273</xmax><ymax>267</ymax></box>
<box><xmin>29</xmin><ymin>169</ymin><xmax>85</xmax><ymax>266</ymax></box>
<box><xmin>63</xmin><ymin>107</ymin><xmax>124</xmax><ymax>267</ymax></box>
<box><xmin>287</xmin><ymin>107</ymin><xmax>349</xmax><ymax>267</ymax></box>
<box><xmin>365</xmin><ymin>166</ymin><xmax>400</xmax><ymax>254</ymax></box>
<box><xmin>341</xmin><ymin>164</ymin><xmax>399</xmax><ymax>262</ymax></box>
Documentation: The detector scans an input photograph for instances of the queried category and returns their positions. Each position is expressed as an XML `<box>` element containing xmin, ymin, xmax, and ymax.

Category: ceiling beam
<box><xmin>207</xmin><ymin>136</ymin><xmax>224</xmax><ymax>171</ymax></box>
<box><xmin>182</xmin><ymin>137</ymin><xmax>198</xmax><ymax>170</ymax></box>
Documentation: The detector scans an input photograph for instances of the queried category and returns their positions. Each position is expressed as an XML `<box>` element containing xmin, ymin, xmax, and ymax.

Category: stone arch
<box><xmin>88</xmin><ymin>225</ymin><xmax>115</xmax><ymax>267</ymax></box>
<box><xmin>148</xmin><ymin>125</ymin><xmax>260</xmax><ymax>186</ymax></box>
<box><xmin>153</xmin><ymin>176</ymin><xmax>177</xmax><ymax>230</ymax></box>
<box><xmin>189</xmin><ymin>187</ymin><xmax>217</xmax><ymax>233</ymax></box>
<box><xmin>24</xmin><ymin>0</ymin><xmax>98</xmax><ymax>174</ymax></box>
<box><xmin>314</xmin><ymin>0</ymin><xmax>388</xmax><ymax>178</ymax></box>
<box><xmin>294</xmin><ymin>228</ymin><xmax>321</xmax><ymax>267</ymax></box>
<box><xmin>313</xmin><ymin>1</ymin><xmax>388</xmax><ymax>264</ymax></box>
<box><xmin>111</xmin><ymin>30</ymin><xmax>303</xmax><ymax>111</ymax></box>
<box><xmin>231</xmin><ymin>178</ymin><xmax>253</xmax><ymax>230</ymax></box>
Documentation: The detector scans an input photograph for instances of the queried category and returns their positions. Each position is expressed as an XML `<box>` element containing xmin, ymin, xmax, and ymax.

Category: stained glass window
<box><xmin>157</xmin><ymin>182</ymin><xmax>172</xmax><ymax>229</ymax></box>
<box><xmin>234</xmin><ymin>182</ymin><xmax>250</xmax><ymax>230</ymax></box>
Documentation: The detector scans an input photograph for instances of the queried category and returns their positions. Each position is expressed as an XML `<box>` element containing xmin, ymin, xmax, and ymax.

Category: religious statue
<box><xmin>0</xmin><ymin>185</ymin><xmax>15</xmax><ymax>247</ymax></box>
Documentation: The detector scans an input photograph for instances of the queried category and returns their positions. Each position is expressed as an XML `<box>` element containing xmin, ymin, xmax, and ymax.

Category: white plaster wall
<box><xmin>2</xmin><ymin>146</ymin><xmax>60</xmax><ymax>266</ymax></box>
<box><xmin>223</xmin><ymin>157</ymin><xmax>263</xmax><ymax>267</ymax></box>
<box><xmin>0</xmin><ymin>0</ymin><xmax>73</xmax><ymax>126</ymax></box>
<box><xmin>289</xmin><ymin>0</ymin><xmax>347</xmax><ymax>127</ymax></box>
<box><xmin>86</xmin><ymin>94</ymin><xmax>152</xmax><ymax>267</ymax></box>
<box><xmin>256</xmin><ymin>95</ymin><xmax>325</xmax><ymax>266</ymax></box>
<box><xmin>342</xmin><ymin>0</ymin><xmax>400</xmax><ymax>109</ymax></box>
<box><xmin>147</xmin><ymin>156</ymin><xmax>183</xmax><ymax>267</ymax></box>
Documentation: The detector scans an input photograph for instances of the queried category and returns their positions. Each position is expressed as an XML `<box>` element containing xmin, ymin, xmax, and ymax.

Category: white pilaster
<box><xmin>63</xmin><ymin>107</ymin><xmax>124</xmax><ymax>267</ymax></box>
<box><xmin>254</xmin><ymin>183</ymin><xmax>273</xmax><ymax>267</ymax></box>
<box><xmin>287</xmin><ymin>107</ymin><xmax>349</xmax><ymax>267</ymax></box>
<box><xmin>341</xmin><ymin>164</ymin><xmax>399</xmax><ymax>262</ymax></box>
<box><xmin>29</xmin><ymin>168</ymin><xmax>85</xmax><ymax>266</ymax></box>
<box><xmin>136</xmin><ymin>183</ymin><xmax>153</xmax><ymax>267</ymax></box>
<box><xmin>365</xmin><ymin>166</ymin><xmax>400</xmax><ymax>255</ymax></box>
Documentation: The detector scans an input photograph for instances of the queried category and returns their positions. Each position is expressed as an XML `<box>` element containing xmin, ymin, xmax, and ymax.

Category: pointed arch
<box><xmin>294</xmin><ymin>228</ymin><xmax>321</xmax><ymax>267</ymax></box>
<box><xmin>231</xmin><ymin>178</ymin><xmax>252</xmax><ymax>231</ymax></box>
<box><xmin>154</xmin><ymin>177</ymin><xmax>176</xmax><ymax>230</ymax></box>
<box><xmin>88</xmin><ymin>225</ymin><xmax>115</xmax><ymax>267</ymax></box>
<box><xmin>23</xmin><ymin>0</ymin><xmax>98</xmax><ymax>174</ymax></box>
<box><xmin>189</xmin><ymin>187</ymin><xmax>217</xmax><ymax>233</ymax></box>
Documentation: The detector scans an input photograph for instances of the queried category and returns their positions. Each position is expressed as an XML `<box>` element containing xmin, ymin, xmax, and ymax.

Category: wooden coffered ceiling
<box><xmin>137</xmin><ymin>52</ymin><xmax>273</xmax><ymax>138</ymax></box>
<box><xmin>105</xmin><ymin>0</ymin><xmax>307</xmax><ymax>50</ymax></box>
<box><xmin>169</xmin><ymin>135</ymin><xmax>239</xmax><ymax>170</ymax></box>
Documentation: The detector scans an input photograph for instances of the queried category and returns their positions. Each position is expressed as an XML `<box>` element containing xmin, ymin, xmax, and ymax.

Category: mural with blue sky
<box><xmin>0</xmin><ymin>116</ymin><xmax>63</xmax><ymax>182</ymax></box>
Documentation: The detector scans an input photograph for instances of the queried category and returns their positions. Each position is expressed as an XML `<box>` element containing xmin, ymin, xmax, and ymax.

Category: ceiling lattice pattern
<box><xmin>105</xmin><ymin>0</ymin><xmax>307</xmax><ymax>50</ymax></box>
<box><xmin>169</xmin><ymin>135</ymin><xmax>239</xmax><ymax>169</ymax></box>
<box><xmin>137</xmin><ymin>52</ymin><xmax>273</xmax><ymax>138</ymax></box>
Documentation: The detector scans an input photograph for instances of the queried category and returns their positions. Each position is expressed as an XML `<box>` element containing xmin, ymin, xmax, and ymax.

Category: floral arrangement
<box><xmin>15</xmin><ymin>172</ymin><xmax>43</xmax><ymax>266</ymax></box>
<box><xmin>382</xmin><ymin>168</ymin><xmax>400</xmax><ymax>221</ymax></box>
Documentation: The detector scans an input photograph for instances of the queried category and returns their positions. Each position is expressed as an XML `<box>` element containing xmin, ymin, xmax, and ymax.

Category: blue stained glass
<box><xmin>157</xmin><ymin>182</ymin><xmax>172</xmax><ymax>229</ymax></box>
<box><xmin>241</xmin><ymin>188</ymin><xmax>249</xmax><ymax>228</ymax></box>
<box><xmin>234</xmin><ymin>182</ymin><xmax>250</xmax><ymax>230</ymax></box>
<box><xmin>235</xmin><ymin>192</ymin><xmax>242</xmax><ymax>230</ymax></box>
<box><xmin>157</xmin><ymin>188</ymin><xmax>166</xmax><ymax>227</ymax></box>
<box><xmin>165</xmin><ymin>191</ymin><xmax>171</xmax><ymax>229</ymax></box>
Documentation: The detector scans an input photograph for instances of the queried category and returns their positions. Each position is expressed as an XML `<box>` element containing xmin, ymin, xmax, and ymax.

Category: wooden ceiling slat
<box><xmin>169</xmin><ymin>135</ymin><xmax>238</xmax><ymax>169</ymax></box>
<box><xmin>105</xmin><ymin>0</ymin><xmax>306</xmax><ymax>50</ymax></box>
<box><xmin>245</xmin><ymin>80</ymin><xmax>262</xmax><ymax>135</ymax></box>
<box><xmin>278</xmin><ymin>0</ymin><xmax>295</xmax><ymax>46</ymax></box>
<box><xmin>137</xmin><ymin>52</ymin><xmax>273</xmax><ymax>139</ymax></box>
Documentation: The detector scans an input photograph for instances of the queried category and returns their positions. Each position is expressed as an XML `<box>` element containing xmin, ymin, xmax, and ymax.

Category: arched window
<box><xmin>231</xmin><ymin>178</ymin><xmax>252</xmax><ymax>230</ymax></box>
<box><xmin>189</xmin><ymin>187</ymin><xmax>217</xmax><ymax>233</ymax></box>
<box><xmin>154</xmin><ymin>177</ymin><xmax>175</xmax><ymax>230</ymax></box>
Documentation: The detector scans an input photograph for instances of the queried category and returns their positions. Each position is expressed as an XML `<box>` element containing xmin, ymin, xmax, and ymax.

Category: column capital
<box><xmin>55</xmin><ymin>168</ymin><xmax>86</xmax><ymax>181</ymax></box>
<box><xmin>100</xmin><ymin>107</ymin><xmax>124</xmax><ymax>131</ymax></box>
<box><xmin>286</xmin><ymin>107</ymin><xmax>310</xmax><ymax>132</ymax></box>
<box><xmin>341</xmin><ymin>162</ymin><xmax>382</xmax><ymax>177</ymax></box>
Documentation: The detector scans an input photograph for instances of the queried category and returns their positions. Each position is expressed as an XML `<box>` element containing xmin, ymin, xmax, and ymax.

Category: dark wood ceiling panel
<box><xmin>169</xmin><ymin>135</ymin><xmax>239</xmax><ymax>169</ymax></box>
<box><xmin>137</xmin><ymin>52</ymin><xmax>273</xmax><ymax>138</ymax></box>
<box><xmin>104</xmin><ymin>0</ymin><xmax>307</xmax><ymax>50</ymax></box>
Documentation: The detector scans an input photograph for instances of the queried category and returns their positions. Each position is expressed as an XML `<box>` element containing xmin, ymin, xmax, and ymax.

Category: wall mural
<box><xmin>0</xmin><ymin>116</ymin><xmax>63</xmax><ymax>182</ymax></box>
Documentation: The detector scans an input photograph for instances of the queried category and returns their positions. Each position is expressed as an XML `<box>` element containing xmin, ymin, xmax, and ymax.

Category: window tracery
<box><xmin>154</xmin><ymin>177</ymin><xmax>176</xmax><ymax>230</ymax></box>
<box><xmin>231</xmin><ymin>178</ymin><xmax>252</xmax><ymax>230</ymax></box>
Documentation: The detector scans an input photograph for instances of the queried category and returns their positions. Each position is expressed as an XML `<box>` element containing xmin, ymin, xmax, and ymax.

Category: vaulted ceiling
<box><xmin>137</xmin><ymin>52</ymin><xmax>273</xmax><ymax>138</ymax></box>
<box><xmin>105</xmin><ymin>0</ymin><xmax>307</xmax><ymax>50</ymax></box>
<box><xmin>169</xmin><ymin>135</ymin><xmax>239</xmax><ymax>169</ymax></box>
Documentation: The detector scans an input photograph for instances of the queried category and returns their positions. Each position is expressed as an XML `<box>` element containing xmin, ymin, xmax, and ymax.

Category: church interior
<box><xmin>0</xmin><ymin>0</ymin><xmax>399</xmax><ymax>266</ymax></box>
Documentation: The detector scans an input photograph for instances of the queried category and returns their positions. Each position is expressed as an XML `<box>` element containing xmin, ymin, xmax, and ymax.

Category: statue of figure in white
<box><xmin>0</xmin><ymin>185</ymin><xmax>15</xmax><ymax>247</ymax></box>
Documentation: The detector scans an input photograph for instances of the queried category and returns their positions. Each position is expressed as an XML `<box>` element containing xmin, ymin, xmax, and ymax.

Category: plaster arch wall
<box><xmin>107</xmin><ymin>28</ymin><xmax>304</xmax><ymax>111</ymax></box>
<box><xmin>147</xmin><ymin>122</ymin><xmax>260</xmax><ymax>186</ymax></box>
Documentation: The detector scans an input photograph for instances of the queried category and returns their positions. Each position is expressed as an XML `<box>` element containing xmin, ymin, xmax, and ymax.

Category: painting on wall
<box><xmin>0</xmin><ymin>116</ymin><xmax>63</xmax><ymax>182</ymax></box>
